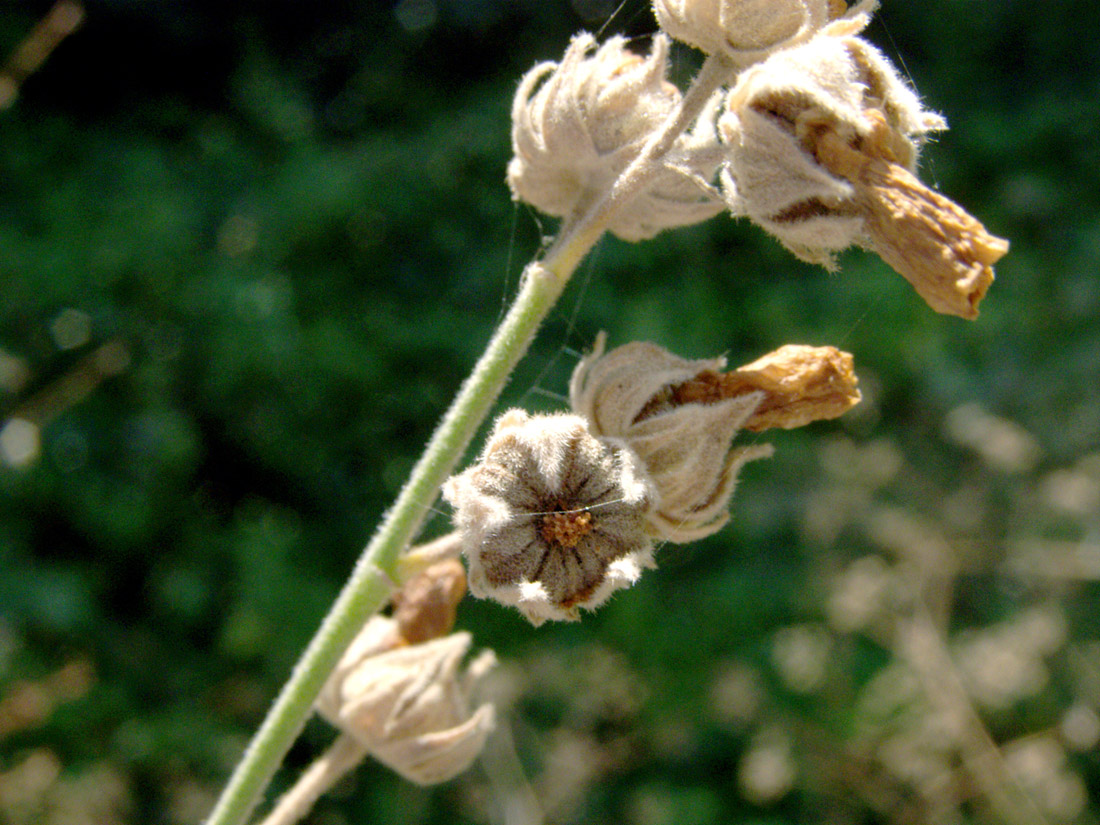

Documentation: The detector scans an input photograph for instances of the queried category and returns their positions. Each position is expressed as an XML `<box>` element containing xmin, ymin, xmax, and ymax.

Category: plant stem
<box><xmin>898</xmin><ymin>611</ymin><xmax>1051</xmax><ymax>825</ymax></box>
<box><xmin>204</xmin><ymin>50</ymin><xmax>733</xmax><ymax>825</ymax></box>
<box><xmin>257</xmin><ymin>735</ymin><xmax>369</xmax><ymax>825</ymax></box>
<box><xmin>203</xmin><ymin>257</ymin><xmax>569</xmax><ymax>825</ymax></box>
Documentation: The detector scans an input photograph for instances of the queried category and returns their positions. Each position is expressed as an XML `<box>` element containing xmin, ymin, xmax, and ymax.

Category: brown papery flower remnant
<box><xmin>814</xmin><ymin>113</ymin><xmax>1009</xmax><ymax>319</ymax></box>
<box><xmin>391</xmin><ymin>558</ymin><xmax>468</xmax><ymax>645</ymax></box>
<box><xmin>668</xmin><ymin>344</ymin><xmax>861</xmax><ymax>432</ymax></box>
<box><xmin>719</xmin><ymin>21</ymin><xmax>1007</xmax><ymax>318</ymax></box>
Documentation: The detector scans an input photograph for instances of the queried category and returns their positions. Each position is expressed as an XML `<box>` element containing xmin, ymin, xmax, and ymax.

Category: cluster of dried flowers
<box><xmin>509</xmin><ymin>0</ymin><xmax>1008</xmax><ymax>318</ymax></box>
<box><xmin>288</xmin><ymin>0</ymin><xmax>1009</xmax><ymax>806</ymax></box>
<box><xmin>448</xmin><ymin>0</ymin><xmax>1012</xmax><ymax>625</ymax></box>
<box><xmin>445</xmin><ymin>336</ymin><xmax>861</xmax><ymax>625</ymax></box>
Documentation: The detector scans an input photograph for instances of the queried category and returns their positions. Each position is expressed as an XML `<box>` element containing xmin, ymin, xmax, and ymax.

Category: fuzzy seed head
<box><xmin>443</xmin><ymin>410</ymin><xmax>657</xmax><ymax>626</ymax></box>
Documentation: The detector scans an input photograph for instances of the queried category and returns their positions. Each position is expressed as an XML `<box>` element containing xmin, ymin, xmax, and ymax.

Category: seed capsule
<box><xmin>443</xmin><ymin>410</ymin><xmax>657</xmax><ymax>625</ymax></box>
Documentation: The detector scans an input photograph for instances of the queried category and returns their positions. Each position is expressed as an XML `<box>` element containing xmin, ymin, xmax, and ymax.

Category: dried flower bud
<box><xmin>392</xmin><ymin>559</ymin><xmax>467</xmax><ymax>645</ymax></box>
<box><xmin>572</xmin><ymin>336</ymin><xmax>859</xmax><ymax>541</ymax></box>
<box><xmin>443</xmin><ymin>410</ymin><xmax>656</xmax><ymax>625</ymax></box>
<box><xmin>718</xmin><ymin>25</ymin><xmax>1007</xmax><ymax>317</ymax></box>
<box><xmin>611</xmin><ymin>93</ymin><xmax>729</xmax><ymax>241</ymax></box>
<box><xmin>316</xmin><ymin>620</ymin><xmax>495</xmax><ymax>786</ymax></box>
<box><xmin>653</xmin><ymin>0</ymin><xmax>875</xmax><ymax>67</ymax></box>
<box><xmin>570</xmin><ymin>335</ymin><xmax>772</xmax><ymax>542</ymax></box>
<box><xmin>507</xmin><ymin>33</ymin><xmax>724</xmax><ymax>241</ymax></box>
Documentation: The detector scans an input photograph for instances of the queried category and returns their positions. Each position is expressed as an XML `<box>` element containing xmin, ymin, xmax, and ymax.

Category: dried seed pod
<box><xmin>443</xmin><ymin>410</ymin><xmax>656</xmax><ymax>626</ymax></box>
<box><xmin>391</xmin><ymin>558</ymin><xmax>467</xmax><ymax>645</ymax></box>
<box><xmin>653</xmin><ymin>0</ymin><xmax>875</xmax><ymax>67</ymax></box>
<box><xmin>718</xmin><ymin>24</ymin><xmax>1007</xmax><ymax>317</ymax></box>
<box><xmin>507</xmin><ymin>33</ymin><xmax>724</xmax><ymax>241</ymax></box>
<box><xmin>316</xmin><ymin>622</ymin><xmax>495</xmax><ymax>786</ymax></box>
<box><xmin>571</xmin><ymin>335</ymin><xmax>860</xmax><ymax>541</ymax></box>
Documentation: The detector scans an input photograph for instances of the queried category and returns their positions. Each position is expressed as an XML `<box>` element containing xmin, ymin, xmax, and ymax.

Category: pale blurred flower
<box><xmin>653</xmin><ymin>0</ymin><xmax>876</xmax><ymax>67</ymax></box>
<box><xmin>877</xmin><ymin>726</ymin><xmax>954</xmax><ymax>789</ymax></box>
<box><xmin>825</xmin><ymin>554</ymin><xmax>893</xmax><ymax>633</ymax></box>
<box><xmin>1039</xmin><ymin>466</ymin><xmax>1100</xmax><ymax>517</ymax></box>
<box><xmin>709</xmin><ymin>660</ymin><xmax>764</xmax><ymax>727</ymax></box>
<box><xmin>444</xmin><ymin>410</ymin><xmax>656</xmax><ymax>625</ymax></box>
<box><xmin>1003</xmin><ymin>736</ymin><xmax>1088</xmax><ymax>821</ymax></box>
<box><xmin>956</xmin><ymin>636</ymin><xmax>1046</xmax><ymax>710</ymax></box>
<box><xmin>738</xmin><ymin>726</ymin><xmax>796</xmax><ymax>804</ymax></box>
<box><xmin>316</xmin><ymin>618</ymin><xmax>495</xmax><ymax>785</ymax></box>
<box><xmin>771</xmin><ymin>623</ymin><xmax>833</xmax><ymax>693</ymax></box>
<box><xmin>1060</xmin><ymin>703</ymin><xmax>1100</xmax><ymax>752</ymax></box>
<box><xmin>0</xmin><ymin>418</ymin><xmax>40</xmax><ymax>468</ymax></box>
<box><xmin>944</xmin><ymin>403</ymin><xmax>1041</xmax><ymax>473</ymax></box>
<box><xmin>952</xmin><ymin>608</ymin><xmax>1066</xmax><ymax>711</ymax></box>
<box><xmin>1014</xmin><ymin>604</ymin><xmax>1068</xmax><ymax>657</ymax></box>
<box><xmin>852</xmin><ymin>661</ymin><xmax>922</xmax><ymax>731</ymax></box>
<box><xmin>818</xmin><ymin>436</ymin><xmax>902</xmax><ymax>487</ymax></box>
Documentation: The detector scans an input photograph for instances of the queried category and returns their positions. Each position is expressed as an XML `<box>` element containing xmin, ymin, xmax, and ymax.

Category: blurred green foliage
<box><xmin>2</xmin><ymin>1</ymin><xmax>1099</xmax><ymax>823</ymax></box>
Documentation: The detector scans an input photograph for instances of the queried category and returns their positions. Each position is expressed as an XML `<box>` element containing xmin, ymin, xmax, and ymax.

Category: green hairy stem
<box><xmin>204</xmin><ymin>52</ymin><xmax>731</xmax><ymax>825</ymax></box>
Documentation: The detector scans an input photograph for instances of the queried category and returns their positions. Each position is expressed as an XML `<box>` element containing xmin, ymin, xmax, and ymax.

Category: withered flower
<box><xmin>571</xmin><ymin>335</ymin><xmax>860</xmax><ymax>541</ymax></box>
<box><xmin>443</xmin><ymin>410</ymin><xmax>656</xmax><ymax>625</ymax></box>
<box><xmin>316</xmin><ymin>620</ymin><xmax>495</xmax><ymax>786</ymax></box>
<box><xmin>507</xmin><ymin>33</ymin><xmax>724</xmax><ymax>241</ymax></box>
<box><xmin>685</xmin><ymin>343</ymin><xmax>862</xmax><ymax>432</ymax></box>
<box><xmin>718</xmin><ymin>21</ymin><xmax>1007</xmax><ymax>318</ymax></box>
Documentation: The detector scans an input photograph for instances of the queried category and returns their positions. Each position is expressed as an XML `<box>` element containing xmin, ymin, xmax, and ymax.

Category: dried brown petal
<box><xmin>815</xmin><ymin>119</ymin><xmax>1008</xmax><ymax>319</ymax></box>
<box><xmin>670</xmin><ymin>345</ymin><xmax>862</xmax><ymax>432</ymax></box>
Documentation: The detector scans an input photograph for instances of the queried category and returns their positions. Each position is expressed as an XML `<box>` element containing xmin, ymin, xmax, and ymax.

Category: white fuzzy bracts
<box><xmin>507</xmin><ymin>33</ymin><xmax>725</xmax><ymax>241</ymax></box>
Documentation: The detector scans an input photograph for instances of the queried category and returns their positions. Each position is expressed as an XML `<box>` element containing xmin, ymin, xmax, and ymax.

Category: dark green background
<box><xmin>2</xmin><ymin>1</ymin><xmax>1098</xmax><ymax>823</ymax></box>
